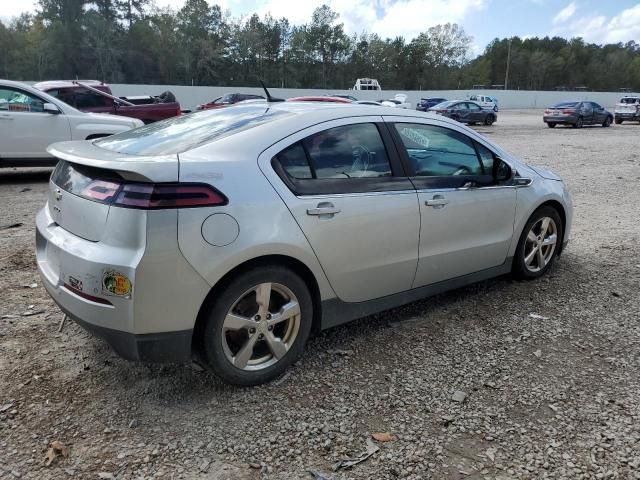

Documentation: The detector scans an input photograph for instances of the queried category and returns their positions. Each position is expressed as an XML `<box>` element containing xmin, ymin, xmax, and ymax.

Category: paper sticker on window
<box><xmin>400</xmin><ymin>127</ymin><xmax>430</xmax><ymax>148</ymax></box>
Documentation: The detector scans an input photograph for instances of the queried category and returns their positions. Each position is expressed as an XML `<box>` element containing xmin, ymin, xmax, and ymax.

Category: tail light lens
<box><xmin>544</xmin><ymin>109</ymin><xmax>551</xmax><ymax>114</ymax></box>
<box><xmin>562</xmin><ymin>109</ymin><xmax>576</xmax><ymax>114</ymax></box>
<box><xmin>176</xmin><ymin>106</ymin><xmax>182</xmax><ymax>116</ymax></box>
<box><xmin>80</xmin><ymin>179</ymin><xmax>226</xmax><ymax>209</ymax></box>
<box><xmin>113</xmin><ymin>183</ymin><xmax>227</xmax><ymax>209</ymax></box>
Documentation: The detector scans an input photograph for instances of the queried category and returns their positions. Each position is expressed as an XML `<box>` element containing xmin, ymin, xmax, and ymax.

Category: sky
<box><xmin>4</xmin><ymin>0</ymin><xmax>640</xmax><ymax>56</ymax></box>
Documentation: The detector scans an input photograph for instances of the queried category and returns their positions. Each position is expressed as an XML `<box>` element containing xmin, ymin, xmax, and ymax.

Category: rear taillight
<box><xmin>544</xmin><ymin>109</ymin><xmax>551</xmax><ymax>114</ymax></box>
<box><xmin>176</xmin><ymin>107</ymin><xmax>182</xmax><ymax>116</ymax></box>
<box><xmin>113</xmin><ymin>183</ymin><xmax>227</xmax><ymax>209</ymax></box>
<box><xmin>79</xmin><ymin>180</ymin><xmax>226</xmax><ymax>209</ymax></box>
<box><xmin>562</xmin><ymin>109</ymin><xmax>576</xmax><ymax>114</ymax></box>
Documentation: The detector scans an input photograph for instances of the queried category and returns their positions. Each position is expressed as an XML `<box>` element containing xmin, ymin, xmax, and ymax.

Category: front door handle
<box><xmin>307</xmin><ymin>202</ymin><xmax>341</xmax><ymax>216</ymax></box>
<box><xmin>425</xmin><ymin>195</ymin><xmax>449</xmax><ymax>208</ymax></box>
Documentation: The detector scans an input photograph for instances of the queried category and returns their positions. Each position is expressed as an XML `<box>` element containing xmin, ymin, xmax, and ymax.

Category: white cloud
<box><xmin>552</xmin><ymin>3</ymin><xmax>640</xmax><ymax>44</ymax></box>
<box><xmin>255</xmin><ymin>0</ymin><xmax>485</xmax><ymax>40</ymax></box>
<box><xmin>552</xmin><ymin>1</ymin><xmax>576</xmax><ymax>24</ymax></box>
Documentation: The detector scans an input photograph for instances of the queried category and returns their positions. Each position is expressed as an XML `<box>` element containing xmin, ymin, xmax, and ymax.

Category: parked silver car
<box><xmin>36</xmin><ymin>103</ymin><xmax>572</xmax><ymax>385</ymax></box>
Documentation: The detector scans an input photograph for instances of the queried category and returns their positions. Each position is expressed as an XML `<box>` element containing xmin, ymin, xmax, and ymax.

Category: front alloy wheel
<box><xmin>202</xmin><ymin>266</ymin><xmax>312</xmax><ymax>385</ymax></box>
<box><xmin>523</xmin><ymin>217</ymin><xmax>558</xmax><ymax>273</ymax></box>
<box><xmin>513</xmin><ymin>206</ymin><xmax>563</xmax><ymax>279</ymax></box>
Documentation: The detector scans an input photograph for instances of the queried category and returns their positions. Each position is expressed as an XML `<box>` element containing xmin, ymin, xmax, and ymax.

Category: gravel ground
<box><xmin>1</xmin><ymin>110</ymin><xmax>639</xmax><ymax>480</ymax></box>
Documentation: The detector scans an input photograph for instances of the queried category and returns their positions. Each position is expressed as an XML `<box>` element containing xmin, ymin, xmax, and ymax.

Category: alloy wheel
<box><xmin>221</xmin><ymin>282</ymin><xmax>301</xmax><ymax>371</ymax></box>
<box><xmin>523</xmin><ymin>217</ymin><xmax>558</xmax><ymax>273</ymax></box>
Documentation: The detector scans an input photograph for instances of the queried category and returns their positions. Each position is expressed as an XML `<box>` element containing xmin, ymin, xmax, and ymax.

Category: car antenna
<box><xmin>260</xmin><ymin>80</ymin><xmax>284</xmax><ymax>103</ymax></box>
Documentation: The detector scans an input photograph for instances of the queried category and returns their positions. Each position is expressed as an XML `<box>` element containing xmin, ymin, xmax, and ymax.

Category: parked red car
<box><xmin>197</xmin><ymin>93</ymin><xmax>265</xmax><ymax>110</ymax></box>
<box><xmin>34</xmin><ymin>80</ymin><xmax>182</xmax><ymax>124</ymax></box>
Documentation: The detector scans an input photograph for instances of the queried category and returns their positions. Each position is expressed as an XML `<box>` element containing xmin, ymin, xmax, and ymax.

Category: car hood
<box><xmin>84</xmin><ymin>112</ymin><xmax>144</xmax><ymax>127</ymax></box>
<box><xmin>528</xmin><ymin>165</ymin><xmax>562</xmax><ymax>181</ymax></box>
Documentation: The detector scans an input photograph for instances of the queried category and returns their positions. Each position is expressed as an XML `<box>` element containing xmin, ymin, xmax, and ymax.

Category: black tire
<box><xmin>513</xmin><ymin>206</ymin><xmax>564</xmax><ymax>280</ymax></box>
<box><xmin>468</xmin><ymin>121</ymin><xmax>476</xmax><ymax>126</ymax></box>
<box><xmin>201</xmin><ymin>265</ymin><xmax>313</xmax><ymax>386</ymax></box>
<box><xmin>573</xmin><ymin>117</ymin><xmax>583</xmax><ymax>128</ymax></box>
<box><xmin>484</xmin><ymin>114</ymin><xmax>495</xmax><ymax>126</ymax></box>
<box><xmin>602</xmin><ymin>116</ymin><xmax>612</xmax><ymax>127</ymax></box>
<box><xmin>547</xmin><ymin>122</ymin><xmax>556</xmax><ymax>128</ymax></box>
<box><xmin>614</xmin><ymin>118</ymin><xmax>623</xmax><ymax>124</ymax></box>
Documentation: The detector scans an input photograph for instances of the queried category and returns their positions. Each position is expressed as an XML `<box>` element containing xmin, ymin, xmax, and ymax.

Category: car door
<box><xmin>386</xmin><ymin>118</ymin><xmax>517</xmax><ymax>286</ymax></box>
<box><xmin>452</xmin><ymin>102</ymin><xmax>470</xmax><ymax>123</ymax></box>
<box><xmin>466</xmin><ymin>102</ymin><xmax>484</xmax><ymax>122</ymax></box>
<box><xmin>262</xmin><ymin>118</ymin><xmax>420</xmax><ymax>302</ymax></box>
<box><xmin>590</xmin><ymin>102</ymin><xmax>605</xmax><ymax>123</ymax></box>
<box><xmin>0</xmin><ymin>86</ymin><xmax>71</xmax><ymax>160</ymax></box>
<box><xmin>579</xmin><ymin>102</ymin><xmax>594</xmax><ymax>124</ymax></box>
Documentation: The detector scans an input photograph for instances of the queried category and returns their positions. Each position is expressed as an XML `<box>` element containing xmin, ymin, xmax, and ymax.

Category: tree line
<box><xmin>1</xmin><ymin>0</ymin><xmax>639</xmax><ymax>91</ymax></box>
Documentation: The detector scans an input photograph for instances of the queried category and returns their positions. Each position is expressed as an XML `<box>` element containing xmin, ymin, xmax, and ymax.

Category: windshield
<box><xmin>551</xmin><ymin>101</ymin><xmax>579</xmax><ymax>108</ymax></box>
<box><xmin>95</xmin><ymin>105</ymin><xmax>292</xmax><ymax>155</ymax></box>
<box><xmin>620</xmin><ymin>97</ymin><xmax>639</xmax><ymax>104</ymax></box>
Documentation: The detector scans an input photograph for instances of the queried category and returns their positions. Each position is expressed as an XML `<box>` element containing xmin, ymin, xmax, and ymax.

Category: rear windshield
<box><xmin>95</xmin><ymin>105</ymin><xmax>292</xmax><ymax>155</ymax></box>
<box><xmin>551</xmin><ymin>102</ymin><xmax>579</xmax><ymax>108</ymax></box>
<box><xmin>620</xmin><ymin>97</ymin><xmax>639</xmax><ymax>104</ymax></box>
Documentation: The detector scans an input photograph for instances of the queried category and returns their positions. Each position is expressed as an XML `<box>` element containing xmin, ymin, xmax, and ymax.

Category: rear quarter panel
<box><xmin>176</xmin><ymin>138</ymin><xmax>337</xmax><ymax>302</ymax></box>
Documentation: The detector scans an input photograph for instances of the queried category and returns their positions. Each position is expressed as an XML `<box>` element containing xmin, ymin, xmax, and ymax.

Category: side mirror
<box><xmin>43</xmin><ymin>103</ymin><xmax>61</xmax><ymax>114</ymax></box>
<box><xmin>494</xmin><ymin>157</ymin><xmax>513</xmax><ymax>182</ymax></box>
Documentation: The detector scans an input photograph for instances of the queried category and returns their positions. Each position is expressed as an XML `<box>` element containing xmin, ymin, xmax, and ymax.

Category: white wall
<box><xmin>109</xmin><ymin>84</ymin><xmax>638</xmax><ymax>111</ymax></box>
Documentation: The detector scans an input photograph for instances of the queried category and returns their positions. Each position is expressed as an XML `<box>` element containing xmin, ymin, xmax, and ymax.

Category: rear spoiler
<box><xmin>74</xmin><ymin>81</ymin><xmax>135</xmax><ymax>107</ymax></box>
<box><xmin>47</xmin><ymin>141</ymin><xmax>179</xmax><ymax>183</ymax></box>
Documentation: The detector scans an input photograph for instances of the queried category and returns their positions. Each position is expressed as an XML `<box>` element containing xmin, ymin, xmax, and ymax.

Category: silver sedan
<box><xmin>36</xmin><ymin>102</ymin><xmax>573</xmax><ymax>385</ymax></box>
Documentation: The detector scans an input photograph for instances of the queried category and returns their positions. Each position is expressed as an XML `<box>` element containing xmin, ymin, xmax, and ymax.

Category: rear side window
<box><xmin>277</xmin><ymin>124</ymin><xmax>392</xmax><ymax>180</ymax></box>
<box><xmin>394</xmin><ymin>124</ymin><xmax>483</xmax><ymax>177</ymax></box>
<box><xmin>74</xmin><ymin>89</ymin><xmax>111</xmax><ymax>108</ymax></box>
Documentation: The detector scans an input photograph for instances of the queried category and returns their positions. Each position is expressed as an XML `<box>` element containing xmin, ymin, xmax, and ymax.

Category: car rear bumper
<box><xmin>36</xmin><ymin>205</ymin><xmax>209</xmax><ymax>363</ymax></box>
<box><xmin>543</xmin><ymin>115</ymin><xmax>577</xmax><ymax>123</ymax></box>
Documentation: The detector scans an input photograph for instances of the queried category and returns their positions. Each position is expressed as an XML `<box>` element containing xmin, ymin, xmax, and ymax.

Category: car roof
<box><xmin>33</xmin><ymin>80</ymin><xmax>104</xmax><ymax>90</ymax></box>
<box><xmin>287</xmin><ymin>96</ymin><xmax>353</xmax><ymax>103</ymax></box>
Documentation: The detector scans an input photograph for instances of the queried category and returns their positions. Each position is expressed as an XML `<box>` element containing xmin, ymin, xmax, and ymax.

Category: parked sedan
<box><xmin>416</xmin><ymin>97</ymin><xmax>447</xmax><ymax>111</ymax></box>
<box><xmin>429</xmin><ymin>100</ymin><xmax>497</xmax><ymax>125</ymax></box>
<box><xmin>37</xmin><ymin>102</ymin><xmax>572</xmax><ymax>385</ymax></box>
<box><xmin>0</xmin><ymin>79</ymin><xmax>143</xmax><ymax>167</ymax></box>
<box><xmin>543</xmin><ymin>101</ymin><xmax>613</xmax><ymax>128</ymax></box>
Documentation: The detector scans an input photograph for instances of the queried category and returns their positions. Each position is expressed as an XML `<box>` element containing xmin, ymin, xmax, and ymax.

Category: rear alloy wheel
<box><xmin>202</xmin><ymin>266</ymin><xmax>312</xmax><ymax>385</ymax></box>
<box><xmin>484</xmin><ymin>114</ymin><xmax>495</xmax><ymax>126</ymax></box>
<box><xmin>513</xmin><ymin>206</ymin><xmax>563</xmax><ymax>280</ymax></box>
<box><xmin>547</xmin><ymin>122</ymin><xmax>556</xmax><ymax>128</ymax></box>
<box><xmin>602</xmin><ymin>116</ymin><xmax>612</xmax><ymax>127</ymax></box>
<box><xmin>573</xmin><ymin>117</ymin><xmax>584</xmax><ymax>128</ymax></box>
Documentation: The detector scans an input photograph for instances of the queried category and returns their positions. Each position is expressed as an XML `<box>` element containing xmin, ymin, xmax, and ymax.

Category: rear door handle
<box><xmin>425</xmin><ymin>195</ymin><xmax>449</xmax><ymax>208</ymax></box>
<box><xmin>307</xmin><ymin>202</ymin><xmax>341</xmax><ymax>216</ymax></box>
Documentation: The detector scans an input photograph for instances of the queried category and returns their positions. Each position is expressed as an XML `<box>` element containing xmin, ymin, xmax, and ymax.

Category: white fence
<box><xmin>109</xmin><ymin>84</ymin><xmax>638</xmax><ymax>112</ymax></box>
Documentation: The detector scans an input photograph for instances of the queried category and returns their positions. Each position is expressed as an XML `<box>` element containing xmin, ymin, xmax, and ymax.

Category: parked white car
<box><xmin>353</xmin><ymin>78</ymin><xmax>381</xmax><ymax>91</ymax></box>
<box><xmin>614</xmin><ymin>96</ymin><xmax>640</xmax><ymax>124</ymax></box>
<box><xmin>0</xmin><ymin>79</ymin><xmax>143</xmax><ymax>167</ymax></box>
<box><xmin>381</xmin><ymin>94</ymin><xmax>411</xmax><ymax>109</ymax></box>
<box><xmin>468</xmin><ymin>94</ymin><xmax>499</xmax><ymax>112</ymax></box>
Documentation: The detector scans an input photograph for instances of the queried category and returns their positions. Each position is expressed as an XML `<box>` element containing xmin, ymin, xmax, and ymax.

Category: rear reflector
<box><xmin>64</xmin><ymin>283</ymin><xmax>113</xmax><ymax>305</ymax></box>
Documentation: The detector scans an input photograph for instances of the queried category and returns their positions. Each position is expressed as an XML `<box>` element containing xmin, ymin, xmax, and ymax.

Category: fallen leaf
<box><xmin>372</xmin><ymin>432</ymin><xmax>393</xmax><ymax>442</ymax></box>
<box><xmin>44</xmin><ymin>440</ymin><xmax>68</xmax><ymax>466</ymax></box>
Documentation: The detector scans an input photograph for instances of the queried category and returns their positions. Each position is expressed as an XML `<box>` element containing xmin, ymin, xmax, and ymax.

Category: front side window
<box><xmin>282</xmin><ymin>123</ymin><xmax>392</xmax><ymax>179</ymax></box>
<box><xmin>0</xmin><ymin>87</ymin><xmax>45</xmax><ymax>113</ymax></box>
<box><xmin>394</xmin><ymin>123</ymin><xmax>483</xmax><ymax>177</ymax></box>
<box><xmin>467</xmin><ymin>102</ymin><xmax>481</xmax><ymax>111</ymax></box>
<box><xmin>475</xmin><ymin>142</ymin><xmax>496</xmax><ymax>174</ymax></box>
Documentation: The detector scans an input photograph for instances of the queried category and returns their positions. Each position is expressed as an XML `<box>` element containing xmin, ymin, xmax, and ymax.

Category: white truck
<box><xmin>614</xmin><ymin>96</ymin><xmax>640</xmax><ymax>124</ymax></box>
<box><xmin>353</xmin><ymin>78</ymin><xmax>382</xmax><ymax>91</ymax></box>
<box><xmin>0</xmin><ymin>79</ymin><xmax>143</xmax><ymax>167</ymax></box>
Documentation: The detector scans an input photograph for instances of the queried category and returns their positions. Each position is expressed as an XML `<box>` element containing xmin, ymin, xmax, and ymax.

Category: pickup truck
<box><xmin>34</xmin><ymin>80</ymin><xmax>182</xmax><ymax>124</ymax></box>
<box><xmin>614</xmin><ymin>96</ymin><xmax>640</xmax><ymax>124</ymax></box>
